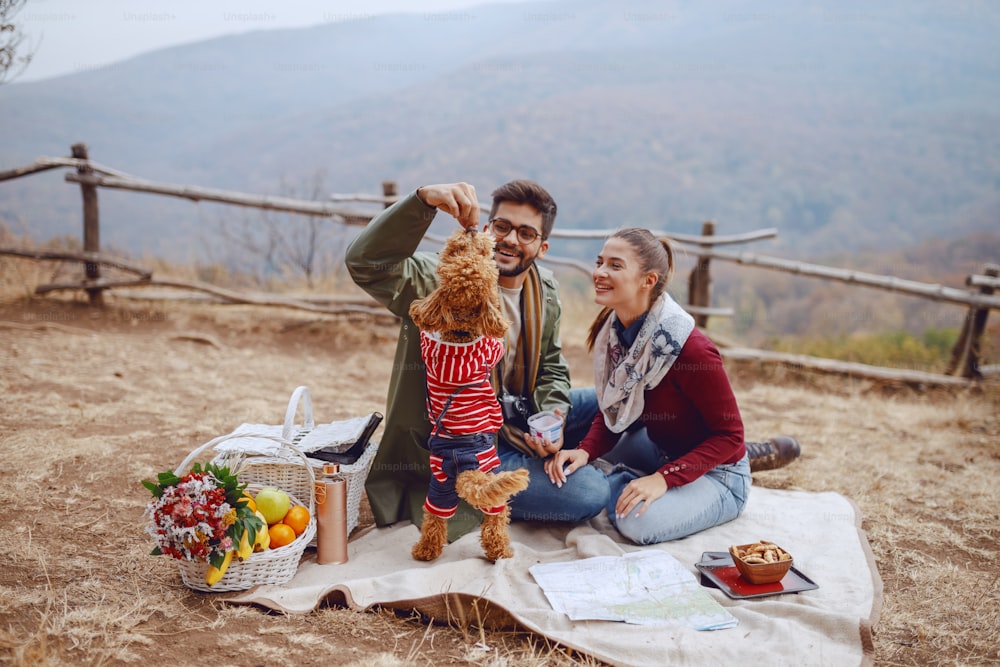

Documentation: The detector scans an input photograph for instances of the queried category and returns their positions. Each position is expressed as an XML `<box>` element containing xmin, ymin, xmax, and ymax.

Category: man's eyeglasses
<box><xmin>488</xmin><ymin>218</ymin><xmax>542</xmax><ymax>244</ymax></box>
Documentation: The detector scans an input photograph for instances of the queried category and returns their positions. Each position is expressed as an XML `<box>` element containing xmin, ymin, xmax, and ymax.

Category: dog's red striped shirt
<box><xmin>419</xmin><ymin>331</ymin><xmax>505</xmax><ymax>436</ymax></box>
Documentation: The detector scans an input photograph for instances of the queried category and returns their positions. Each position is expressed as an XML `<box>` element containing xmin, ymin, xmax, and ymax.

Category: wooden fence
<box><xmin>2</xmin><ymin>144</ymin><xmax>997</xmax><ymax>386</ymax></box>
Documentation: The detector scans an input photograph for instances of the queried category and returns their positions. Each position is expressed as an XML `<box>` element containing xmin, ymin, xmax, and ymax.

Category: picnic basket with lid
<box><xmin>210</xmin><ymin>386</ymin><xmax>380</xmax><ymax>537</ymax></box>
<box><xmin>172</xmin><ymin>433</ymin><xmax>316</xmax><ymax>593</ymax></box>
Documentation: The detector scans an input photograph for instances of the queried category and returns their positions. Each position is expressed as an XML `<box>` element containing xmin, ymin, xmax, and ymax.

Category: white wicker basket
<box><xmin>213</xmin><ymin>386</ymin><xmax>379</xmax><ymax>536</ymax></box>
<box><xmin>173</xmin><ymin>433</ymin><xmax>316</xmax><ymax>593</ymax></box>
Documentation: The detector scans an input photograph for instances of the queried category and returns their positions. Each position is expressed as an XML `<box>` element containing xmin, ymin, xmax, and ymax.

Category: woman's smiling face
<box><xmin>593</xmin><ymin>237</ymin><xmax>657</xmax><ymax>326</ymax></box>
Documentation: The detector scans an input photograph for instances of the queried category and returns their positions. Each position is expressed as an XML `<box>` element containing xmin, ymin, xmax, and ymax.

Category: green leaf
<box><xmin>142</xmin><ymin>480</ymin><xmax>163</xmax><ymax>498</ymax></box>
<box><xmin>150</xmin><ymin>546</ymin><xmax>162</xmax><ymax>556</ymax></box>
<box><xmin>243</xmin><ymin>520</ymin><xmax>257</xmax><ymax>546</ymax></box>
<box><xmin>228</xmin><ymin>510</ymin><xmax>265</xmax><ymax>546</ymax></box>
<box><xmin>209</xmin><ymin>550</ymin><xmax>226</xmax><ymax>569</ymax></box>
<box><xmin>203</xmin><ymin>461</ymin><xmax>250</xmax><ymax>505</ymax></box>
<box><xmin>248</xmin><ymin>513</ymin><xmax>264</xmax><ymax>539</ymax></box>
<box><xmin>156</xmin><ymin>471</ymin><xmax>182</xmax><ymax>488</ymax></box>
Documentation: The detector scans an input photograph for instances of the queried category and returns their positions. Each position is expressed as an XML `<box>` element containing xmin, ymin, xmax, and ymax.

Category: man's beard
<box><xmin>495</xmin><ymin>243</ymin><xmax>537</xmax><ymax>277</ymax></box>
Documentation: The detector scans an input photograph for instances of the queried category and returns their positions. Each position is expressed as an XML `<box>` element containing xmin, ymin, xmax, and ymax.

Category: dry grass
<box><xmin>1</xmin><ymin>253</ymin><xmax>998</xmax><ymax>665</ymax></box>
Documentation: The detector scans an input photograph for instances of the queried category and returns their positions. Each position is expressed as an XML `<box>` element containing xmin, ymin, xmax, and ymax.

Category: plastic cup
<box><xmin>527</xmin><ymin>410</ymin><xmax>563</xmax><ymax>443</ymax></box>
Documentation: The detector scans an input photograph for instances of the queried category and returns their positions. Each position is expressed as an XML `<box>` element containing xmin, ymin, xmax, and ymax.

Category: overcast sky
<box><xmin>16</xmin><ymin>0</ymin><xmax>533</xmax><ymax>82</ymax></box>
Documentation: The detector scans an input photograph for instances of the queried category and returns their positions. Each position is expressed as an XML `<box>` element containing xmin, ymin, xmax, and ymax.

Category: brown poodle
<box><xmin>408</xmin><ymin>228</ymin><xmax>530</xmax><ymax>562</ymax></box>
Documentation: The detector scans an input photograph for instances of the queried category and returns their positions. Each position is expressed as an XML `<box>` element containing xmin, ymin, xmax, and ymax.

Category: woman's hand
<box><xmin>615</xmin><ymin>473</ymin><xmax>667</xmax><ymax>519</ymax></box>
<box><xmin>544</xmin><ymin>448</ymin><xmax>589</xmax><ymax>488</ymax></box>
<box><xmin>415</xmin><ymin>182</ymin><xmax>480</xmax><ymax>229</ymax></box>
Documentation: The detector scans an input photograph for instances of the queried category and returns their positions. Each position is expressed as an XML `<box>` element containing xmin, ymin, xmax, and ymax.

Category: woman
<box><xmin>545</xmin><ymin>228</ymin><xmax>751</xmax><ymax>544</ymax></box>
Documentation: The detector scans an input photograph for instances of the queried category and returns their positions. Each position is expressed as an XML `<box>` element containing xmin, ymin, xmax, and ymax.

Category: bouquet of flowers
<box><xmin>143</xmin><ymin>460</ymin><xmax>265</xmax><ymax>587</ymax></box>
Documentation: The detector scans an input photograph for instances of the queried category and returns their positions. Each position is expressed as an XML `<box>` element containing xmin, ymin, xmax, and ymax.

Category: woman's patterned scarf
<box><xmin>593</xmin><ymin>293</ymin><xmax>694</xmax><ymax>433</ymax></box>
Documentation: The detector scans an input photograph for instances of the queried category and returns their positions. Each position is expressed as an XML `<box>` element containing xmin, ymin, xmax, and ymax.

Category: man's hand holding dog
<box><xmin>416</xmin><ymin>183</ymin><xmax>481</xmax><ymax>229</ymax></box>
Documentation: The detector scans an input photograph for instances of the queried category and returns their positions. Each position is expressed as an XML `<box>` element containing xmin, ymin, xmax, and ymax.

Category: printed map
<box><xmin>529</xmin><ymin>550</ymin><xmax>737</xmax><ymax>630</ymax></box>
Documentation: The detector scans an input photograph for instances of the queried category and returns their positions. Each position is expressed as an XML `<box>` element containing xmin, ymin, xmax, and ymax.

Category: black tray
<box><xmin>695</xmin><ymin>551</ymin><xmax>819</xmax><ymax>600</ymax></box>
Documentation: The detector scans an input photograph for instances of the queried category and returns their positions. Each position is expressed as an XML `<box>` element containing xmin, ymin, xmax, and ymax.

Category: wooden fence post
<box><xmin>946</xmin><ymin>263</ymin><xmax>999</xmax><ymax>377</ymax></box>
<box><xmin>71</xmin><ymin>142</ymin><xmax>102</xmax><ymax>305</ymax></box>
<box><xmin>381</xmin><ymin>181</ymin><xmax>397</xmax><ymax>209</ymax></box>
<box><xmin>945</xmin><ymin>316</ymin><xmax>972</xmax><ymax>376</ymax></box>
<box><xmin>961</xmin><ymin>263</ymin><xmax>999</xmax><ymax>379</ymax></box>
<box><xmin>687</xmin><ymin>221</ymin><xmax>715</xmax><ymax>328</ymax></box>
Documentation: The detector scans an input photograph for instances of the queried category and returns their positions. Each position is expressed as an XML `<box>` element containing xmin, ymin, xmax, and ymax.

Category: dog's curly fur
<box><xmin>409</xmin><ymin>228</ymin><xmax>529</xmax><ymax>562</ymax></box>
<box><xmin>409</xmin><ymin>228</ymin><xmax>509</xmax><ymax>344</ymax></box>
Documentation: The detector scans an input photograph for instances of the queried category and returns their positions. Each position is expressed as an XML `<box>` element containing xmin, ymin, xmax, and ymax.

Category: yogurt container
<box><xmin>527</xmin><ymin>410</ymin><xmax>563</xmax><ymax>443</ymax></box>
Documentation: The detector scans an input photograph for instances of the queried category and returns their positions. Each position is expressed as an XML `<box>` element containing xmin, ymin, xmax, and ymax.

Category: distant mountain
<box><xmin>1</xmin><ymin>0</ymin><xmax>998</xmax><ymax>262</ymax></box>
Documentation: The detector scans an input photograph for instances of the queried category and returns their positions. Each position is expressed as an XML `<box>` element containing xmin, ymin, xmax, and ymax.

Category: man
<box><xmin>346</xmin><ymin>180</ymin><xmax>609</xmax><ymax>540</ymax></box>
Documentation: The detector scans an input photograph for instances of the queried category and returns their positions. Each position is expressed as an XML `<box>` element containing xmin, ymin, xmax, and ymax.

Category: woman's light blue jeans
<box><xmin>603</xmin><ymin>426</ymin><xmax>751</xmax><ymax>545</ymax></box>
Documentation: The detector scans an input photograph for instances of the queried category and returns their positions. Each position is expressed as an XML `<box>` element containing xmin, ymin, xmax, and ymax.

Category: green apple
<box><xmin>255</xmin><ymin>487</ymin><xmax>291</xmax><ymax>525</ymax></box>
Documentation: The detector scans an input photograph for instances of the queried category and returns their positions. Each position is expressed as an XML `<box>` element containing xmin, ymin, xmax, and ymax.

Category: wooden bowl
<box><xmin>730</xmin><ymin>541</ymin><xmax>793</xmax><ymax>585</ymax></box>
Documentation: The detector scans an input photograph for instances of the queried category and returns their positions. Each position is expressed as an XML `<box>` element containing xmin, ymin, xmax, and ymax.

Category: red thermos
<box><xmin>315</xmin><ymin>463</ymin><xmax>348</xmax><ymax>564</ymax></box>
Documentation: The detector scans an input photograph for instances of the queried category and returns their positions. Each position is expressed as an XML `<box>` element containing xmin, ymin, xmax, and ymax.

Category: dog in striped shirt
<box><xmin>409</xmin><ymin>228</ymin><xmax>530</xmax><ymax>562</ymax></box>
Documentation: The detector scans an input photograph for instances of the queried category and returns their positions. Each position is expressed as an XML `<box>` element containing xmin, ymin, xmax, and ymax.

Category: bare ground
<box><xmin>0</xmin><ymin>294</ymin><xmax>998</xmax><ymax>667</ymax></box>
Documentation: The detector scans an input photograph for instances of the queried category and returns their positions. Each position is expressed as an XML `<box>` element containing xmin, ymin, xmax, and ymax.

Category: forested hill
<box><xmin>1</xmin><ymin>0</ymin><xmax>998</xmax><ymax>260</ymax></box>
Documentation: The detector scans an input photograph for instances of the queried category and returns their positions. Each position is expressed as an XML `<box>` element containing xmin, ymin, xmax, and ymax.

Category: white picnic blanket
<box><xmin>224</xmin><ymin>487</ymin><xmax>882</xmax><ymax>666</ymax></box>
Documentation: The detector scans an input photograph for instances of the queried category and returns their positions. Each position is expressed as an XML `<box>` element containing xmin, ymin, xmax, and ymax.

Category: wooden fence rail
<box><xmin>1</xmin><ymin>145</ymin><xmax>996</xmax><ymax>384</ymax></box>
<box><xmin>667</xmin><ymin>245</ymin><xmax>1000</xmax><ymax>311</ymax></box>
<box><xmin>0</xmin><ymin>247</ymin><xmax>151</xmax><ymax>278</ymax></box>
<box><xmin>63</xmin><ymin>172</ymin><xmax>372</xmax><ymax>221</ymax></box>
<box><xmin>331</xmin><ymin>192</ymin><xmax>780</xmax><ymax>247</ymax></box>
<box><xmin>0</xmin><ymin>155</ymin><xmax>134</xmax><ymax>182</ymax></box>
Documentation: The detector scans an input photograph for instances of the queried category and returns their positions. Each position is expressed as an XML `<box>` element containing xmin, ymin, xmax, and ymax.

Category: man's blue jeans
<box><xmin>497</xmin><ymin>388</ymin><xmax>610</xmax><ymax>522</ymax></box>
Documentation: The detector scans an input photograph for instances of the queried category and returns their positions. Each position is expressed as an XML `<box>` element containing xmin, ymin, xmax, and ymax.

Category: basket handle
<box><xmin>173</xmin><ymin>432</ymin><xmax>318</xmax><ymax>512</ymax></box>
<box><xmin>282</xmin><ymin>385</ymin><xmax>315</xmax><ymax>441</ymax></box>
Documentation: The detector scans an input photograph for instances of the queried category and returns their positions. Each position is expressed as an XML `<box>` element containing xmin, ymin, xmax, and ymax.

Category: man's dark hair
<box><xmin>490</xmin><ymin>180</ymin><xmax>557</xmax><ymax>239</ymax></box>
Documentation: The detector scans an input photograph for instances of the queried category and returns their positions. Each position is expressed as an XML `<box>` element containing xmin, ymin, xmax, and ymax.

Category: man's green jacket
<box><xmin>345</xmin><ymin>191</ymin><xmax>571</xmax><ymax>537</ymax></box>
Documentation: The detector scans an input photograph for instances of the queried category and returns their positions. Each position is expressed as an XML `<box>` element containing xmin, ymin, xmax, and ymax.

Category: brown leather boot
<box><xmin>747</xmin><ymin>437</ymin><xmax>801</xmax><ymax>472</ymax></box>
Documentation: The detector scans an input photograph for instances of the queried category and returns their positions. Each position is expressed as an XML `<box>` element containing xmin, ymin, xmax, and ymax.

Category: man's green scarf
<box><xmin>494</xmin><ymin>264</ymin><xmax>544</xmax><ymax>456</ymax></box>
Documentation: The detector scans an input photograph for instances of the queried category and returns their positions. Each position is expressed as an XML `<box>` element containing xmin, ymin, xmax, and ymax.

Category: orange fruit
<box><xmin>282</xmin><ymin>506</ymin><xmax>310</xmax><ymax>536</ymax></box>
<box><xmin>268</xmin><ymin>523</ymin><xmax>296</xmax><ymax>549</ymax></box>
